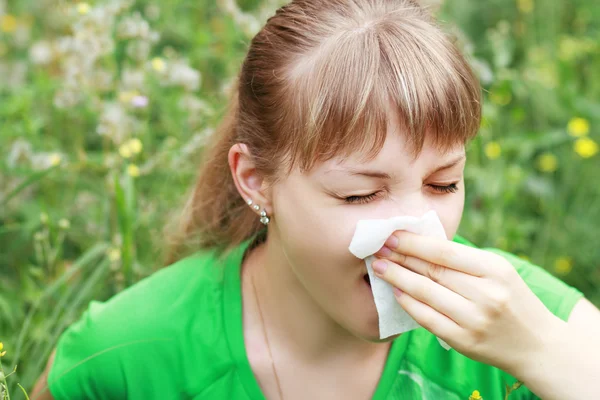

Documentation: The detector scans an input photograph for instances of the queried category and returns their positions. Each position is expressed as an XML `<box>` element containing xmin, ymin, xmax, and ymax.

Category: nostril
<box><xmin>363</xmin><ymin>274</ymin><xmax>371</xmax><ymax>286</ymax></box>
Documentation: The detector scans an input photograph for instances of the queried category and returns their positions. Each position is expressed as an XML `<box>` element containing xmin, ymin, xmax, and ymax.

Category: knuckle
<box><xmin>485</xmin><ymin>289</ymin><xmax>510</xmax><ymax>316</ymax></box>
<box><xmin>469</xmin><ymin>325</ymin><xmax>488</xmax><ymax>345</ymax></box>
<box><xmin>396</xmin><ymin>252</ymin><xmax>408</xmax><ymax>265</ymax></box>
<box><xmin>427</xmin><ymin>262</ymin><xmax>445</xmax><ymax>283</ymax></box>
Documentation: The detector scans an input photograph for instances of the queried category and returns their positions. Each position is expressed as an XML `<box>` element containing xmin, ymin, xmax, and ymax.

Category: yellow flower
<box><xmin>107</xmin><ymin>248</ymin><xmax>121</xmax><ymax>262</ymax></box>
<box><xmin>118</xmin><ymin>138</ymin><xmax>143</xmax><ymax>158</ymax></box>
<box><xmin>567</xmin><ymin>117</ymin><xmax>590</xmax><ymax>137</ymax></box>
<box><xmin>517</xmin><ymin>0</ymin><xmax>534</xmax><ymax>14</ymax></box>
<box><xmin>49</xmin><ymin>153</ymin><xmax>62</xmax><ymax>167</ymax></box>
<box><xmin>128</xmin><ymin>138</ymin><xmax>143</xmax><ymax>154</ymax></box>
<box><xmin>118</xmin><ymin>90</ymin><xmax>139</xmax><ymax>104</ymax></box>
<box><xmin>119</xmin><ymin>143</ymin><xmax>133</xmax><ymax>158</ymax></box>
<box><xmin>574</xmin><ymin>138</ymin><xmax>598</xmax><ymax>158</ymax></box>
<box><xmin>536</xmin><ymin>152</ymin><xmax>558</xmax><ymax>172</ymax></box>
<box><xmin>127</xmin><ymin>164</ymin><xmax>140</xmax><ymax>177</ymax></box>
<box><xmin>151</xmin><ymin>57</ymin><xmax>166</xmax><ymax>72</ymax></box>
<box><xmin>554</xmin><ymin>257</ymin><xmax>573</xmax><ymax>275</ymax></box>
<box><xmin>77</xmin><ymin>3</ymin><xmax>91</xmax><ymax>15</ymax></box>
<box><xmin>0</xmin><ymin>14</ymin><xmax>18</xmax><ymax>33</ymax></box>
<box><xmin>58</xmin><ymin>219</ymin><xmax>71</xmax><ymax>230</ymax></box>
<box><xmin>469</xmin><ymin>389</ymin><xmax>483</xmax><ymax>400</ymax></box>
<box><xmin>484</xmin><ymin>142</ymin><xmax>502</xmax><ymax>160</ymax></box>
<box><xmin>0</xmin><ymin>341</ymin><xmax>6</xmax><ymax>357</ymax></box>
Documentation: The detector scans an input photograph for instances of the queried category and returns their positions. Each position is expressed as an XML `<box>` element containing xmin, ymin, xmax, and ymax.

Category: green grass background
<box><xmin>0</xmin><ymin>0</ymin><xmax>599</xmax><ymax>397</ymax></box>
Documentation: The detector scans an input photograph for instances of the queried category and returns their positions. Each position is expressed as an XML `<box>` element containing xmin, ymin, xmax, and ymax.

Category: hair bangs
<box><xmin>280</xmin><ymin>15</ymin><xmax>481</xmax><ymax>174</ymax></box>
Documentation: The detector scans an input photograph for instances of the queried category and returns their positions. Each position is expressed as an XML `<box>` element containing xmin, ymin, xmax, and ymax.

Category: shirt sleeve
<box><xmin>483</xmin><ymin>247</ymin><xmax>585</xmax><ymax>323</ymax></box>
<box><xmin>47</xmin><ymin>300</ymin><xmax>128</xmax><ymax>400</ymax></box>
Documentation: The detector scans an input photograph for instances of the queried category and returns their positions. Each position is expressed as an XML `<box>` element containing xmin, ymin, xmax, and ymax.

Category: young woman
<box><xmin>34</xmin><ymin>0</ymin><xmax>600</xmax><ymax>399</ymax></box>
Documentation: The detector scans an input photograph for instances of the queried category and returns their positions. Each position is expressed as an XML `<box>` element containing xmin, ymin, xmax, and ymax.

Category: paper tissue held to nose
<box><xmin>348</xmin><ymin>209</ymin><xmax>452</xmax><ymax>351</ymax></box>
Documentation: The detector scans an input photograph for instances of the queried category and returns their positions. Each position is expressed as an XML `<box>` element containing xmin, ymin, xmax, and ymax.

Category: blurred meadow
<box><xmin>0</xmin><ymin>0</ymin><xmax>599</xmax><ymax>397</ymax></box>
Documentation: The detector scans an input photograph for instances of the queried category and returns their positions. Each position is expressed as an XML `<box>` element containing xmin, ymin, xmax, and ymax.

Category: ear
<box><xmin>228</xmin><ymin>143</ymin><xmax>273</xmax><ymax>216</ymax></box>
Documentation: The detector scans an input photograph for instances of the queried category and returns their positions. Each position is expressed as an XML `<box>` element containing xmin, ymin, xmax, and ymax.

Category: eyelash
<box><xmin>343</xmin><ymin>183</ymin><xmax>459</xmax><ymax>204</ymax></box>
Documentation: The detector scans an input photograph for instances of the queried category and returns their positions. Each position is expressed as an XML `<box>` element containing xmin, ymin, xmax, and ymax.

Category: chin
<box><xmin>352</xmin><ymin>321</ymin><xmax>402</xmax><ymax>343</ymax></box>
<box><xmin>348</xmin><ymin>321</ymin><xmax>402</xmax><ymax>343</ymax></box>
<box><xmin>362</xmin><ymin>332</ymin><xmax>401</xmax><ymax>343</ymax></box>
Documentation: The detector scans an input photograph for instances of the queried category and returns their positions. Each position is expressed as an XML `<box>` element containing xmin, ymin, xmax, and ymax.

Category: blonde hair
<box><xmin>165</xmin><ymin>0</ymin><xmax>481</xmax><ymax>264</ymax></box>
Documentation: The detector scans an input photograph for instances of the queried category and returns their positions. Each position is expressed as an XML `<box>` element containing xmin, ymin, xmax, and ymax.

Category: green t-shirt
<box><xmin>48</xmin><ymin>232</ymin><xmax>584</xmax><ymax>400</ymax></box>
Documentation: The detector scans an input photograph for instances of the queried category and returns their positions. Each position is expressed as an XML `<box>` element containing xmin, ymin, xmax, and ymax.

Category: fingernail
<box><xmin>393</xmin><ymin>287</ymin><xmax>403</xmax><ymax>297</ymax></box>
<box><xmin>375</xmin><ymin>246</ymin><xmax>392</xmax><ymax>257</ymax></box>
<box><xmin>385</xmin><ymin>235</ymin><xmax>399</xmax><ymax>249</ymax></box>
<box><xmin>372</xmin><ymin>259</ymin><xmax>388</xmax><ymax>275</ymax></box>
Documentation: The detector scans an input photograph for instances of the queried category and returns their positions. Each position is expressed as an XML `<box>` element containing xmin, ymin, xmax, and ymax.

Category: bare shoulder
<box><xmin>30</xmin><ymin>348</ymin><xmax>56</xmax><ymax>400</ymax></box>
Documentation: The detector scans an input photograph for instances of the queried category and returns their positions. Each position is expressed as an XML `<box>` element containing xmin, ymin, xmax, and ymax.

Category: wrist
<box><xmin>511</xmin><ymin>315</ymin><xmax>570</xmax><ymax>383</ymax></box>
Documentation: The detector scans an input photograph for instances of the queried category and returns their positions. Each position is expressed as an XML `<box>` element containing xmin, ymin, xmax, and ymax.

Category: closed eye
<box><xmin>344</xmin><ymin>192</ymin><xmax>382</xmax><ymax>204</ymax></box>
<box><xmin>343</xmin><ymin>183</ymin><xmax>459</xmax><ymax>204</ymax></box>
<box><xmin>429</xmin><ymin>183</ymin><xmax>459</xmax><ymax>194</ymax></box>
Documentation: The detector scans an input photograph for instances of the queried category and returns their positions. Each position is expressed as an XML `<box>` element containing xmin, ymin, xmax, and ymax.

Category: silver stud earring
<box><xmin>259</xmin><ymin>209</ymin><xmax>270</xmax><ymax>225</ymax></box>
<box><xmin>247</xmin><ymin>198</ymin><xmax>260</xmax><ymax>211</ymax></box>
<box><xmin>246</xmin><ymin>198</ymin><xmax>270</xmax><ymax>225</ymax></box>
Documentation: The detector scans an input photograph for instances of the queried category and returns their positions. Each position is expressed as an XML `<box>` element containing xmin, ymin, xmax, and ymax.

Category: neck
<box><xmin>243</xmin><ymin>231</ymin><xmax>390</xmax><ymax>365</ymax></box>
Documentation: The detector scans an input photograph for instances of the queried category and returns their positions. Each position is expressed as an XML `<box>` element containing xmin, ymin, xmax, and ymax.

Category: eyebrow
<box><xmin>325</xmin><ymin>154</ymin><xmax>466</xmax><ymax>180</ymax></box>
<box><xmin>426</xmin><ymin>154</ymin><xmax>467</xmax><ymax>175</ymax></box>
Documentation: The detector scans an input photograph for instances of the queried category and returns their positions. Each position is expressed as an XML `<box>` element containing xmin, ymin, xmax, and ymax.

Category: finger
<box><xmin>373</xmin><ymin>257</ymin><xmax>478</xmax><ymax>328</ymax></box>
<box><xmin>386</xmin><ymin>231</ymin><xmax>494</xmax><ymax>277</ymax></box>
<box><xmin>391</xmin><ymin>279</ymin><xmax>464</xmax><ymax>341</ymax></box>
<box><xmin>373</xmin><ymin>251</ymin><xmax>482</xmax><ymax>301</ymax></box>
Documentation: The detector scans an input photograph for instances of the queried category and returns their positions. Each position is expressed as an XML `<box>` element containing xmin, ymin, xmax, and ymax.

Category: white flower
<box><xmin>117</xmin><ymin>12</ymin><xmax>152</xmax><ymax>40</ymax></box>
<box><xmin>58</xmin><ymin>219</ymin><xmax>71</xmax><ymax>229</ymax></box>
<box><xmin>126</xmin><ymin>40</ymin><xmax>152</xmax><ymax>61</ymax></box>
<box><xmin>53</xmin><ymin>89</ymin><xmax>82</xmax><ymax>109</ymax></box>
<box><xmin>7</xmin><ymin>139</ymin><xmax>32</xmax><ymax>168</ymax></box>
<box><xmin>30</xmin><ymin>152</ymin><xmax>64</xmax><ymax>170</ymax></box>
<box><xmin>29</xmin><ymin>40</ymin><xmax>54</xmax><ymax>65</ymax></box>
<box><xmin>121</xmin><ymin>67</ymin><xmax>146</xmax><ymax>90</ymax></box>
<box><xmin>165</xmin><ymin>60</ymin><xmax>201</xmax><ymax>91</ymax></box>
<box><xmin>218</xmin><ymin>0</ymin><xmax>261</xmax><ymax>36</ymax></box>
<box><xmin>131</xmin><ymin>95</ymin><xmax>149</xmax><ymax>108</ymax></box>
<box><xmin>96</xmin><ymin>102</ymin><xmax>135</xmax><ymax>144</ymax></box>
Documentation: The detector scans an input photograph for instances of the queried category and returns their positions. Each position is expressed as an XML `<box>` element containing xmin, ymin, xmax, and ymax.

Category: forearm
<box><xmin>512</xmin><ymin>317</ymin><xmax>600</xmax><ymax>399</ymax></box>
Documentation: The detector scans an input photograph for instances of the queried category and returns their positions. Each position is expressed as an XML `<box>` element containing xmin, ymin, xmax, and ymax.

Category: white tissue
<box><xmin>348</xmin><ymin>210</ymin><xmax>452</xmax><ymax>351</ymax></box>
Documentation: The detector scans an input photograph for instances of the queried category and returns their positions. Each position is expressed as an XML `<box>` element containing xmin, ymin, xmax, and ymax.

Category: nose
<box><xmin>382</xmin><ymin>193</ymin><xmax>431</xmax><ymax>219</ymax></box>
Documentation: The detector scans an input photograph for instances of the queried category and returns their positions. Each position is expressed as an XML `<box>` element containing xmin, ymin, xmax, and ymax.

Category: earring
<box><xmin>246</xmin><ymin>198</ymin><xmax>259</xmax><ymax>210</ymax></box>
<box><xmin>246</xmin><ymin>198</ymin><xmax>270</xmax><ymax>225</ymax></box>
<box><xmin>259</xmin><ymin>209</ymin><xmax>270</xmax><ymax>225</ymax></box>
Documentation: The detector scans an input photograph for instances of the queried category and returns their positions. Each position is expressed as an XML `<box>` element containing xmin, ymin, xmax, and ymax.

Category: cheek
<box><xmin>273</xmin><ymin>188</ymin><xmax>359</xmax><ymax>278</ymax></box>
<box><xmin>434</xmin><ymin>188</ymin><xmax>465</xmax><ymax>239</ymax></box>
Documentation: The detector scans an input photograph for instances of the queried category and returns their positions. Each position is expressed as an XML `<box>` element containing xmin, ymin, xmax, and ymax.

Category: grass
<box><xmin>0</xmin><ymin>0</ymin><xmax>599</xmax><ymax>398</ymax></box>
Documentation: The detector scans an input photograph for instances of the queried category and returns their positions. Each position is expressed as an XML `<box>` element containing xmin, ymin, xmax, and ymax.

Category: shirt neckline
<box><xmin>223</xmin><ymin>230</ymin><xmax>413</xmax><ymax>400</ymax></box>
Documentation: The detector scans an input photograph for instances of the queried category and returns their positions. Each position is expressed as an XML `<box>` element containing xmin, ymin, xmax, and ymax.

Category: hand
<box><xmin>371</xmin><ymin>231</ymin><xmax>563</xmax><ymax>375</ymax></box>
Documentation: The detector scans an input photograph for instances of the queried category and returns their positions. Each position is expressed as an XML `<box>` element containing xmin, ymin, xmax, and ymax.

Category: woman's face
<box><xmin>269</xmin><ymin>124</ymin><xmax>467</xmax><ymax>342</ymax></box>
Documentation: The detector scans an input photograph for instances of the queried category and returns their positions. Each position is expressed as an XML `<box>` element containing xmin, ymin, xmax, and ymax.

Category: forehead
<box><xmin>313</xmin><ymin>131</ymin><xmax>466</xmax><ymax>176</ymax></box>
